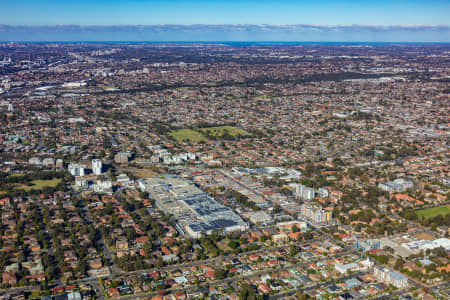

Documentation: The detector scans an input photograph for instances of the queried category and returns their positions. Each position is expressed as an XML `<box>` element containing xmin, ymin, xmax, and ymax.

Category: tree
<box><xmin>289</xmin><ymin>244</ymin><xmax>299</xmax><ymax>257</ymax></box>
<box><xmin>40</xmin><ymin>280</ymin><xmax>49</xmax><ymax>292</ymax></box>
<box><xmin>304</xmin><ymin>232</ymin><xmax>313</xmax><ymax>240</ymax></box>
<box><xmin>296</xmin><ymin>291</ymin><xmax>308</xmax><ymax>300</ymax></box>
<box><xmin>228</xmin><ymin>240</ymin><xmax>240</xmax><ymax>249</ymax></box>
<box><xmin>239</xmin><ymin>284</ymin><xmax>256</xmax><ymax>300</ymax></box>
<box><xmin>143</xmin><ymin>241</ymin><xmax>153</xmax><ymax>257</ymax></box>
<box><xmin>394</xmin><ymin>258</ymin><xmax>404</xmax><ymax>270</ymax></box>
<box><xmin>214</xmin><ymin>268</ymin><xmax>227</xmax><ymax>280</ymax></box>
<box><xmin>375</xmin><ymin>255</ymin><xmax>389</xmax><ymax>265</ymax></box>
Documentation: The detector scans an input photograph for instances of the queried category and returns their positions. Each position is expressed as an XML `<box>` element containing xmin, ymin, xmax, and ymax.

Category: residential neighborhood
<box><xmin>0</xmin><ymin>42</ymin><xmax>449</xmax><ymax>300</ymax></box>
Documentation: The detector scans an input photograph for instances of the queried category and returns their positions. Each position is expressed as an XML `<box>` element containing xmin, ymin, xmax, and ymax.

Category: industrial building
<box><xmin>402</xmin><ymin>238</ymin><xmax>450</xmax><ymax>253</ymax></box>
<box><xmin>356</xmin><ymin>238</ymin><xmax>381</xmax><ymax>252</ymax></box>
<box><xmin>138</xmin><ymin>176</ymin><xmax>248</xmax><ymax>238</ymax></box>
<box><xmin>246</xmin><ymin>211</ymin><xmax>272</xmax><ymax>225</ymax></box>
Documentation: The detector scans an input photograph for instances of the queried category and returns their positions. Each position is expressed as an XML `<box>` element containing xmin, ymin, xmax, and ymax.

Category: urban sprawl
<box><xmin>0</xmin><ymin>42</ymin><xmax>449</xmax><ymax>300</ymax></box>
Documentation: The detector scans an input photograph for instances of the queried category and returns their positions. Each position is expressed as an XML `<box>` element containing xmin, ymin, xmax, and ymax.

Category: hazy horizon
<box><xmin>1</xmin><ymin>24</ymin><xmax>449</xmax><ymax>43</ymax></box>
<box><xmin>1</xmin><ymin>1</ymin><xmax>449</xmax><ymax>42</ymax></box>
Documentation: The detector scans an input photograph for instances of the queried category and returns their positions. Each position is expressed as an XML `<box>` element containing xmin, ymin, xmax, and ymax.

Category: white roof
<box><xmin>432</xmin><ymin>238</ymin><xmax>450</xmax><ymax>249</ymax></box>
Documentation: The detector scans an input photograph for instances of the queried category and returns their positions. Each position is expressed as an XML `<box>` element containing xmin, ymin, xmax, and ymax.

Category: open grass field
<box><xmin>169</xmin><ymin>126</ymin><xmax>250</xmax><ymax>142</ymax></box>
<box><xmin>168</xmin><ymin>129</ymin><xmax>207</xmax><ymax>142</ymax></box>
<box><xmin>199</xmin><ymin>126</ymin><xmax>250</xmax><ymax>138</ymax></box>
<box><xmin>14</xmin><ymin>178</ymin><xmax>62</xmax><ymax>191</ymax></box>
<box><xmin>416</xmin><ymin>205</ymin><xmax>450</xmax><ymax>219</ymax></box>
<box><xmin>7</xmin><ymin>173</ymin><xmax>25</xmax><ymax>179</ymax></box>
<box><xmin>251</xmin><ymin>96</ymin><xmax>267</xmax><ymax>100</ymax></box>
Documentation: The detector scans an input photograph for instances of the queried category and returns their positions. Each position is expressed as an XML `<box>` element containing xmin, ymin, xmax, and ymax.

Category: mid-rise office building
<box><xmin>378</xmin><ymin>178</ymin><xmax>414</xmax><ymax>193</ymax></box>
<box><xmin>92</xmin><ymin>159</ymin><xmax>102</xmax><ymax>175</ymax></box>
<box><xmin>68</xmin><ymin>164</ymin><xmax>85</xmax><ymax>177</ymax></box>
<box><xmin>114</xmin><ymin>152</ymin><xmax>131</xmax><ymax>164</ymax></box>
<box><xmin>374</xmin><ymin>267</ymin><xmax>409</xmax><ymax>289</ymax></box>
<box><xmin>42</xmin><ymin>158</ymin><xmax>55</xmax><ymax>167</ymax></box>
<box><xmin>294</xmin><ymin>184</ymin><xmax>315</xmax><ymax>200</ymax></box>
<box><xmin>300</xmin><ymin>204</ymin><xmax>332</xmax><ymax>225</ymax></box>
<box><xmin>29</xmin><ymin>157</ymin><xmax>41</xmax><ymax>165</ymax></box>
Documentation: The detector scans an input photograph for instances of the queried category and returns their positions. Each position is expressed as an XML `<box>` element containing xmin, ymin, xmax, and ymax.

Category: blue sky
<box><xmin>2</xmin><ymin>0</ymin><xmax>449</xmax><ymax>26</ymax></box>
<box><xmin>0</xmin><ymin>1</ymin><xmax>449</xmax><ymax>41</ymax></box>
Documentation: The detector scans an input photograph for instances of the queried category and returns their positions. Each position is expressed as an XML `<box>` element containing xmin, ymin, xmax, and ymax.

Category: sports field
<box><xmin>199</xmin><ymin>126</ymin><xmax>250</xmax><ymax>138</ymax></box>
<box><xmin>168</xmin><ymin>129</ymin><xmax>207</xmax><ymax>142</ymax></box>
<box><xmin>15</xmin><ymin>178</ymin><xmax>62</xmax><ymax>191</ymax></box>
<box><xmin>416</xmin><ymin>205</ymin><xmax>450</xmax><ymax>219</ymax></box>
<box><xmin>169</xmin><ymin>126</ymin><xmax>249</xmax><ymax>142</ymax></box>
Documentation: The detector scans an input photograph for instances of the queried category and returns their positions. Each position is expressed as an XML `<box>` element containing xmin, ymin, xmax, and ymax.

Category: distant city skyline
<box><xmin>1</xmin><ymin>1</ymin><xmax>449</xmax><ymax>42</ymax></box>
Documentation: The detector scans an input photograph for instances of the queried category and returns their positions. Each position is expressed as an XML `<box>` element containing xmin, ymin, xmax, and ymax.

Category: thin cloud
<box><xmin>0</xmin><ymin>24</ymin><xmax>448</xmax><ymax>42</ymax></box>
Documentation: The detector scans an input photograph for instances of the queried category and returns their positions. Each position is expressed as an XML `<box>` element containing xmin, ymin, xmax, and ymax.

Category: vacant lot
<box><xmin>15</xmin><ymin>178</ymin><xmax>62</xmax><ymax>191</ymax></box>
<box><xmin>414</xmin><ymin>232</ymin><xmax>435</xmax><ymax>241</ymax></box>
<box><xmin>134</xmin><ymin>168</ymin><xmax>159</xmax><ymax>178</ymax></box>
<box><xmin>168</xmin><ymin>129</ymin><xmax>207</xmax><ymax>142</ymax></box>
<box><xmin>416</xmin><ymin>205</ymin><xmax>450</xmax><ymax>219</ymax></box>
